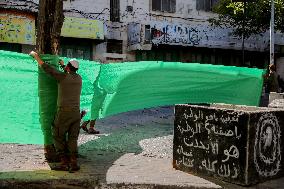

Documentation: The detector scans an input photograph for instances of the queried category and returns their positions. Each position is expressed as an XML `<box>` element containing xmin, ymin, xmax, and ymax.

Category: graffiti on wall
<box><xmin>174</xmin><ymin>107</ymin><xmax>245</xmax><ymax>180</ymax></box>
<box><xmin>127</xmin><ymin>22</ymin><xmax>141</xmax><ymax>45</ymax></box>
<box><xmin>146</xmin><ymin>21</ymin><xmax>268</xmax><ymax>51</ymax></box>
<box><xmin>0</xmin><ymin>13</ymin><xmax>35</xmax><ymax>45</ymax></box>
<box><xmin>61</xmin><ymin>17</ymin><xmax>104</xmax><ymax>40</ymax></box>
<box><xmin>150</xmin><ymin>22</ymin><xmax>200</xmax><ymax>46</ymax></box>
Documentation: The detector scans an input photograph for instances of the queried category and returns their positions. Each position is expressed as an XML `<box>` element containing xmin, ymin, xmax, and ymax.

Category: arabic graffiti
<box><xmin>174</xmin><ymin>105</ymin><xmax>246</xmax><ymax>181</ymax></box>
<box><xmin>150</xmin><ymin>22</ymin><xmax>200</xmax><ymax>46</ymax></box>
<box><xmin>254</xmin><ymin>113</ymin><xmax>281</xmax><ymax>177</ymax></box>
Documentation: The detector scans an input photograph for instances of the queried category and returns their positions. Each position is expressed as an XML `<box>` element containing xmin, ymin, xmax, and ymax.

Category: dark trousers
<box><xmin>52</xmin><ymin>108</ymin><xmax>81</xmax><ymax>156</ymax></box>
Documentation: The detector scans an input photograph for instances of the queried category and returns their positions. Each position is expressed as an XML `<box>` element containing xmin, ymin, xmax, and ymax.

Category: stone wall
<box><xmin>173</xmin><ymin>104</ymin><xmax>284</xmax><ymax>185</ymax></box>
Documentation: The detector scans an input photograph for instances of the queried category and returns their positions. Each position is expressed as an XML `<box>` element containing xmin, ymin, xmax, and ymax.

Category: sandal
<box><xmin>88</xmin><ymin>127</ymin><xmax>100</xmax><ymax>134</ymax></box>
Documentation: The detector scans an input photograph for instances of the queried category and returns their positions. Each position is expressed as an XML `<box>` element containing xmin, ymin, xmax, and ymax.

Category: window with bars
<box><xmin>152</xmin><ymin>0</ymin><xmax>176</xmax><ymax>13</ymax></box>
<box><xmin>107</xmin><ymin>40</ymin><xmax>123</xmax><ymax>54</ymax></box>
<box><xmin>110</xmin><ymin>0</ymin><xmax>120</xmax><ymax>22</ymax></box>
<box><xmin>145</xmin><ymin>25</ymin><xmax>151</xmax><ymax>44</ymax></box>
<box><xmin>196</xmin><ymin>0</ymin><xmax>219</xmax><ymax>12</ymax></box>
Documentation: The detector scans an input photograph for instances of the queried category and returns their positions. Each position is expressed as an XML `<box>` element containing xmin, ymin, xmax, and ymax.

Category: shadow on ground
<box><xmin>0</xmin><ymin>107</ymin><xmax>174</xmax><ymax>189</ymax></box>
<box><xmin>79</xmin><ymin>119</ymin><xmax>173</xmax><ymax>182</ymax></box>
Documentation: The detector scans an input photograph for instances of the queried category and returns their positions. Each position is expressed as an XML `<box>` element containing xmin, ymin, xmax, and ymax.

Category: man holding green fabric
<box><xmin>30</xmin><ymin>51</ymin><xmax>82</xmax><ymax>172</ymax></box>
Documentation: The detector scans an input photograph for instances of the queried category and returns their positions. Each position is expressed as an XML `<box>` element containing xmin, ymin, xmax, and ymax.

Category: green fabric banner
<box><xmin>0</xmin><ymin>50</ymin><xmax>99</xmax><ymax>144</ymax></box>
<box><xmin>0</xmin><ymin>50</ymin><xmax>265</xmax><ymax>144</ymax></box>
<box><xmin>91</xmin><ymin>61</ymin><xmax>265</xmax><ymax>119</ymax></box>
<box><xmin>38</xmin><ymin>54</ymin><xmax>59</xmax><ymax>145</ymax></box>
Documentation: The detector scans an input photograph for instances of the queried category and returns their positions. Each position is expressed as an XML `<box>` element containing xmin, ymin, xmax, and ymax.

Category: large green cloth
<box><xmin>38</xmin><ymin>54</ymin><xmax>59</xmax><ymax>145</ymax></box>
<box><xmin>0</xmin><ymin>50</ymin><xmax>98</xmax><ymax>144</ymax></box>
<box><xmin>91</xmin><ymin>61</ymin><xmax>265</xmax><ymax>119</ymax></box>
<box><xmin>0</xmin><ymin>50</ymin><xmax>264</xmax><ymax>144</ymax></box>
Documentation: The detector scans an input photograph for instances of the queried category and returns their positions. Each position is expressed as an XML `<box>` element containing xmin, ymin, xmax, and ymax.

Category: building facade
<box><xmin>1</xmin><ymin>0</ymin><xmax>284</xmax><ymax>68</ymax></box>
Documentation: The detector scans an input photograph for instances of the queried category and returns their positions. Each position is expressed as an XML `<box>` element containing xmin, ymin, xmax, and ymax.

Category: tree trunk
<box><xmin>36</xmin><ymin>0</ymin><xmax>64</xmax><ymax>155</ymax></box>
<box><xmin>36</xmin><ymin>0</ymin><xmax>64</xmax><ymax>54</ymax></box>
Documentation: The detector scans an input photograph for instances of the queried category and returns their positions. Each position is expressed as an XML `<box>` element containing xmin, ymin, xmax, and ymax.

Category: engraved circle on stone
<box><xmin>259</xmin><ymin>119</ymin><xmax>277</xmax><ymax>164</ymax></box>
<box><xmin>254</xmin><ymin>113</ymin><xmax>281</xmax><ymax>177</ymax></box>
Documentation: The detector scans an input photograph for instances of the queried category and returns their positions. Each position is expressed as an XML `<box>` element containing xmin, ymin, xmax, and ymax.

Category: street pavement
<box><xmin>0</xmin><ymin>106</ymin><xmax>284</xmax><ymax>189</ymax></box>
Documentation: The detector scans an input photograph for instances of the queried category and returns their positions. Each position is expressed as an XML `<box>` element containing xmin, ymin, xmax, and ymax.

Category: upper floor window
<box><xmin>196</xmin><ymin>0</ymin><xmax>219</xmax><ymax>12</ymax></box>
<box><xmin>152</xmin><ymin>0</ymin><xmax>176</xmax><ymax>13</ymax></box>
<box><xmin>110</xmin><ymin>0</ymin><xmax>120</xmax><ymax>22</ymax></box>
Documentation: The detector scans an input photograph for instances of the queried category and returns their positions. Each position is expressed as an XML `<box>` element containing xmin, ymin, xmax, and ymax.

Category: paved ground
<box><xmin>0</xmin><ymin>106</ymin><xmax>284</xmax><ymax>189</ymax></box>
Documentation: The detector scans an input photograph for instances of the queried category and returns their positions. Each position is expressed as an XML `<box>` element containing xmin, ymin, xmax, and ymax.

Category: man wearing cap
<box><xmin>30</xmin><ymin>51</ymin><xmax>82</xmax><ymax>172</ymax></box>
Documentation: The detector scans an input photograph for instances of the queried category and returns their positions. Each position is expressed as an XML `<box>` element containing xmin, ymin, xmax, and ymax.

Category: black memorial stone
<box><xmin>173</xmin><ymin>104</ymin><xmax>284</xmax><ymax>185</ymax></box>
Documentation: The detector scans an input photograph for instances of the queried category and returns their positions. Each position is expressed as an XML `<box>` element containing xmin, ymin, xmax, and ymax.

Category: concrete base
<box><xmin>173</xmin><ymin>104</ymin><xmax>284</xmax><ymax>186</ymax></box>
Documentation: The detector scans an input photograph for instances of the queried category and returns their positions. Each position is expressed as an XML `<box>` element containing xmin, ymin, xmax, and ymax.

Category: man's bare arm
<box><xmin>29</xmin><ymin>51</ymin><xmax>65</xmax><ymax>81</ymax></box>
<box><xmin>29</xmin><ymin>51</ymin><xmax>44</xmax><ymax>66</ymax></box>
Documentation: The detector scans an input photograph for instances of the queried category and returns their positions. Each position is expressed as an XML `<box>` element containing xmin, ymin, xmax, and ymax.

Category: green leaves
<box><xmin>210</xmin><ymin>0</ymin><xmax>284</xmax><ymax>38</ymax></box>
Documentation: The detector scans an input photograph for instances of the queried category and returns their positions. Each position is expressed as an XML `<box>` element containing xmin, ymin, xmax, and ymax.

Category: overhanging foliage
<box><xmin>209</xmin><ymin>0</ymin><xmax>284</xmax><ymax>38</ymax></box>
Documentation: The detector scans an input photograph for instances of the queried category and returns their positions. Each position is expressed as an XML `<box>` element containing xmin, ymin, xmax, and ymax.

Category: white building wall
<box><xmin>57</xmin><ymin>0</ymin><xmax>219</xmax><ymax>62</ymax></box>
<box><xmin>25</xmin><ymin>0</ymin><xmax>284</xmax><ymax>62</ymax></box>
<box><xmin>277</xmin><ymin>57</ymin><xmax>284</xmax><ymax>80</ymax></box>
<box><xmin>63</xmin><ymin>0</ymin><xmax>109</xmax><ymax>20</ymax></box>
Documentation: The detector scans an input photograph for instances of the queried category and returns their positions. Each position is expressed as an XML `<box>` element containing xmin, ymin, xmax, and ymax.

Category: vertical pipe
<box><xmin>270</xmin><ymin>0</ymin><xmax>275</xmax><ymax>65</ymax></box>
<box><xmin>242</xmin><ymin>0</ymin><xmax>247</xmax><ymax>65</ymax></box>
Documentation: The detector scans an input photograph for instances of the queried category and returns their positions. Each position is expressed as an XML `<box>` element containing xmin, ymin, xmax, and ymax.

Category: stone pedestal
<box><xmin>173</xmin><ymin>104</ymin><xmax>284</xmax><ymax>185</ymax></box>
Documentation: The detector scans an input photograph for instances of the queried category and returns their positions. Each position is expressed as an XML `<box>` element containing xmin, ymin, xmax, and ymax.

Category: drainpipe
<box><xmin>270</xmin><ymin>0</ymin><xmax>275</xmax><ymax>65</ymax></box>
<box><xmin>242</xmin><ymin>0</ymin><xmax>246</xmax><ymax>65</ymax></box>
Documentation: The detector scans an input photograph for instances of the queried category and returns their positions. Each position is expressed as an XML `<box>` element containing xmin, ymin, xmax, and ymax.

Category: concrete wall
<box><xmin>57</xmin><ymin>0</ymin><xmax>284</xmax><ymax>60</ymax></box>
<box><xmin>3</xmin><ymin>0</ymin><xmax>284</xmax><ymax>62</ymax></box>
<box><xmin>277</xmin><ymin>57</ymin><xmax>284</xmax><ymax>80</ymax></box>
